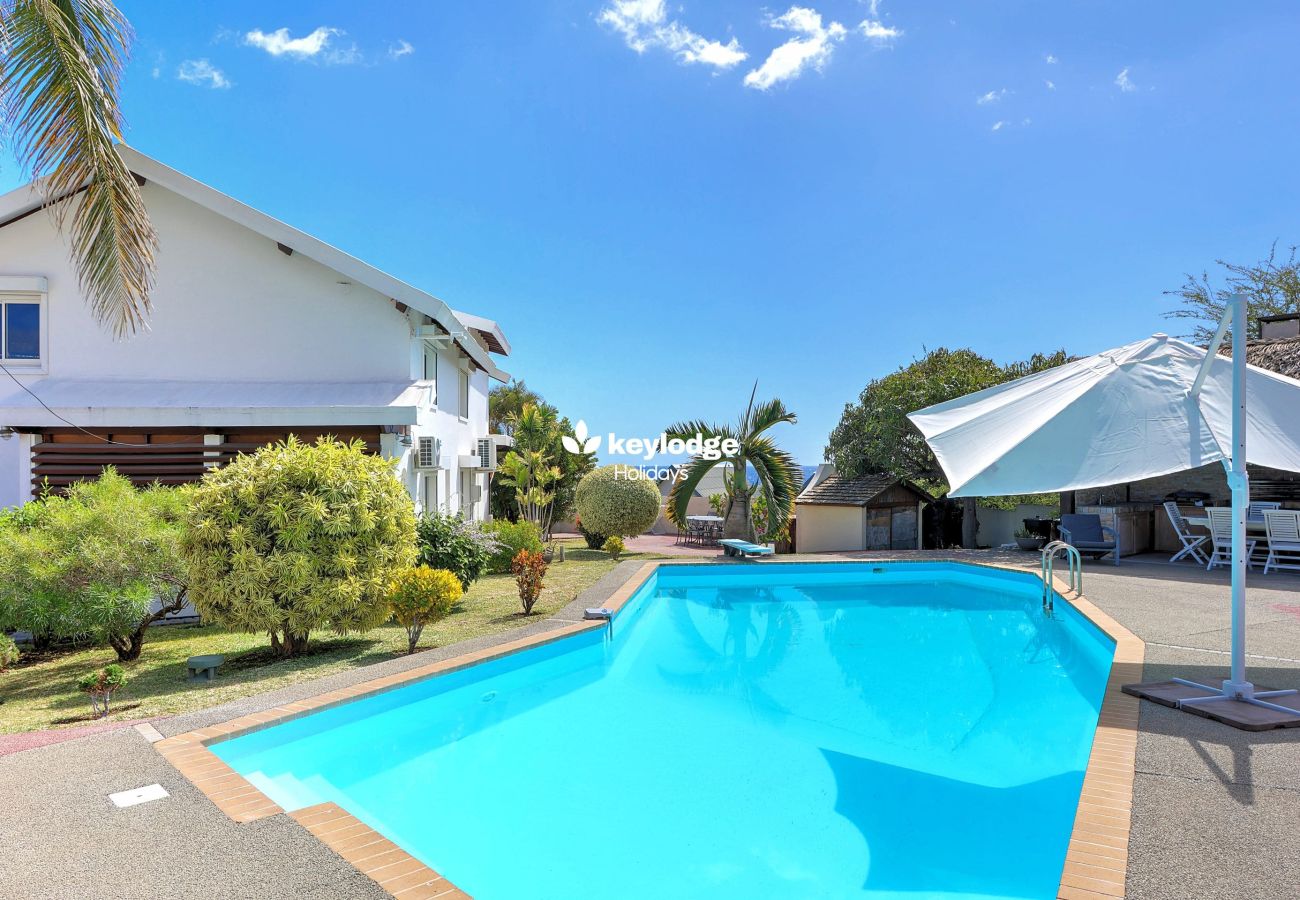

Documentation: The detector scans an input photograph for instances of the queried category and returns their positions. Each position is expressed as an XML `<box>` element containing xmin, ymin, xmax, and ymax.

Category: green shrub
<box><xmin>415</xmin><ymin>512</ymin><xmax>500</xmax><ymax>589</ymax></box>
<box><xmin>485</xmin><ymin>519</ymin><xmax>544</xmax><ymax>573</ymax></box>
<box><xmin>0</xmin><ymin>470</ymin><xmax>188</xmax><ymax>660</ymax></box>
<box><xmin>602</xmin><ymin>535</ymin><xmax>625</xmax><ymax>560</ymax></box>
<box><xmin>79</xmin><ymin>663</ymin><xmax>129</xmax><ymax>718</ymax></box>
<box><xmin>180</xmin><ymin>437</ymin><xmax>416</xmax><ymax>658</ymax></box>
<box><xmin>387</xmin><ymin>566</ymin><xmax>463</xmax><ymax>654</ymax></box>
<box><xmin>511</xmin><ymin>549</ymin><xmax>547</xmax><ymax>615</ymax></box>
<box><xmin>0</xmin><ymin>634</ymin><xmax>19</xmax><ymax>670</ymax></box>
<box><xmin>575</xmin><ymin>516</ymin><xmax>607</xmax><ymax>550</ymax></box>
<box><xmin>574</xmin><ymin>465</ymin><xmax>662</xmax><ymax>538</ymax></box>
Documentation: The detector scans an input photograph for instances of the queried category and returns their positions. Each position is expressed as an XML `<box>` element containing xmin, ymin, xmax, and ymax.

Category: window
<box><xmin>0</xmin><ymin>278</ymin><xmax>45</xmax><ymax>366</ymax></box>
<box><xmin>423</xmin><ymin>345</ymin><xmax>438</xmax><ymax>389</ymax></box>
<box><xmin>458</xmin><ymin>369</ymin><xmax>470</xmax><ymax>419</ymax></box>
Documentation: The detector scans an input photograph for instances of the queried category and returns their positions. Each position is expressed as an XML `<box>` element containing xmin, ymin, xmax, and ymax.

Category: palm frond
<box><xmin>663</xmin><ymin>419</ymin><xmax>732</xmax><ymax>443</ymax></box>
<box><xmin>745</xmin><ymin>436</ymin><xmax>803</xmax><ymax>534</ymax></box>
<box><xmin>666</xmin><ymin>455</ymin><xmax>722</xmax><ymax>528</ymax></box>
<box><xmin>738</xmin><ymin>380</ymin><xmax>758</xmax><ymax>433</ymax></box>
<box><xmin>747</xmin><ymin>397</ymin><xmax>797</xmax><ymax>437</ymax></box>
<box><xmin>1</xmin><ymin>0</ymin><xmax>157</xmax><ymax>336</ymax></box>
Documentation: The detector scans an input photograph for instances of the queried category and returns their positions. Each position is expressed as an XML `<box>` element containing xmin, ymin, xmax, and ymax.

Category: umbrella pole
<box><xmin>1175</xmin><ymin>294</ymin><xmax>1298</xmax><ymax>713</ymax></box>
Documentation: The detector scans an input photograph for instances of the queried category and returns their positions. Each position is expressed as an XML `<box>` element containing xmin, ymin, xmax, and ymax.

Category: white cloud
<box><xmin>1045</xmin><ymin>79</ymin><xmax>1055</xmax><ymax>90</ymax></box>
<box><xmin>177</xmin><ymin>59</ymin><xmax>231</xmax><ymax>89</ymax></box>
<box><xmin>1115</xmin><ymin>67</ymin><xmax>1136</xmax><ymax>92</ymax></box>
<box><xmin>1045</xmin><ymin>53</ymin><xmax>1058</xmax><ymax>64</ymax></box>
<box><xmin>976</xmin><ymin>88</ymin><xmax>1007</xmax><ymax>105</ymax></box>
<box><xmin>990</xmin><ymin>120</ymin><xmax>1006</xmax><ymax>131</ymax></box>
<box><xmin>858</xmin><ymin>19</ymin><xmax>901</xmax><ymax>44</ymax></box>
<box><xmin>599</xmin><ymin>0</ymin><xmax>747</xmax><ymax>69</ymax></box>
<box><xmin>388</xmin><ymin>39</ymin><xmax>414</xmax><ymax>59</ymax></box>
<box><xmin>744</xmin><ymin>6</ymin><xmax>847</xmax><ymax>91</ymax></box>
<box><xmin>244</xmin><ymin>26</ymin><xmax>344</xmax><ymax>60</ymax></box>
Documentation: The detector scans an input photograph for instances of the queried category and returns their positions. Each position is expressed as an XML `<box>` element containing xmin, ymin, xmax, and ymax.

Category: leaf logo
<box><xmin>562</xmin><ymin>420</ymin><xmax>601</xmax><ymax>455</ymax></box>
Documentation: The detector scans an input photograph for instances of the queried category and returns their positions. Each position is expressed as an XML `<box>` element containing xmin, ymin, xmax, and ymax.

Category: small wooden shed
<box><xmin>795</xmin><ymin>474</ymin><xmax>932</xmax><ymax>553</ymax></box>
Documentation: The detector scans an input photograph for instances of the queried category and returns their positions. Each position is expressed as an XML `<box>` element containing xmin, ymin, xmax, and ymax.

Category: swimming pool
<box><xmin>213</xmin><ymin>561</ymin><xmax>1115</xmax><ymax>899</ymax></box>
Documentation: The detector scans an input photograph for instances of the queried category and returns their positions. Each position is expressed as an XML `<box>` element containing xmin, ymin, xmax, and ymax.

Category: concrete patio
<box><xmin>2</xmin><ymin>555</ymin><xmax>1298</xmax><ymax>899</ymax></box>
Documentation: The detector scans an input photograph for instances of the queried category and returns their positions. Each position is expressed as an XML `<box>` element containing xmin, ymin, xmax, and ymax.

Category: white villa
<box><xmin>0</xmin><ymin>147</ymin><xmax>512</xmax><ymax>515</ymax></box>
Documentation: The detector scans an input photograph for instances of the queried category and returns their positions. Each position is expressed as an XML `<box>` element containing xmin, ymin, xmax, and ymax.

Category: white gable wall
<box><xmin>0</xmin><ymin>183</ymin><xmax>410</xmax><ymax>382</ymax></box>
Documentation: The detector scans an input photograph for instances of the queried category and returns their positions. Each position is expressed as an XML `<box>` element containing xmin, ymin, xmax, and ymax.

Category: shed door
<box><xmin>865</xmin><ymin>508</ymin><xmax>891</xmax><ymax>550</ymax></box>
<box><xmin>890</xmin><ymin>505</ymin><xmax>918</xmax><ymax>550</ymax></box>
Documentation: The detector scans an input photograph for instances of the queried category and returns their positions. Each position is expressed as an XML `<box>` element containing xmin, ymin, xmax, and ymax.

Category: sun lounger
<box><xmin>718</xmin><ymin>539</ymin><xmax>775</xmax><ymax>558</ymax></box>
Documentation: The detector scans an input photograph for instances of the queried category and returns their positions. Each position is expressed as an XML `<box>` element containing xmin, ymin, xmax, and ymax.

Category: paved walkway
<box><xmin>2</xmin><ymin>554</ymin><xmax>1297</xmax><ymax>898</ymax></box>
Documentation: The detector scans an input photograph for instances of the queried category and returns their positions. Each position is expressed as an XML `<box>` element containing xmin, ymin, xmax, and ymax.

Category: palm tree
<box><xmin>665</xmin><ymin>385</ymin><xmax>804</xmax><ymax>542</ymax></box>
<box><xmin>1</xmin><ymin>0</ymin><xmax>157</xmax><ymax>336</ymax></box>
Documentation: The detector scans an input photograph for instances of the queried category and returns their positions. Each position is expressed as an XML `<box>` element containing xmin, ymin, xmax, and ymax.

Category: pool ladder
<box><xmin>1040</xmin><ymin>541</ymin><xmax>1081</xmax><ymax>613</ymax></box>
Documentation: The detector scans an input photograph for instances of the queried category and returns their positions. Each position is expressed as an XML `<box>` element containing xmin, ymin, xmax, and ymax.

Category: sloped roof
<box><xmin>1220</xmin><ymin>335</ymin><xmax>1300</xmax><ymax>381</ymax></box>
<box><xmin>0</xmin><ymin>147</ymin><xmax>510</xmax><ymax>380</ymax></box>
<box><xmin>797</xmin><ymin>473</ymin><xmax>933</xmax><ymax>506</ymax></box>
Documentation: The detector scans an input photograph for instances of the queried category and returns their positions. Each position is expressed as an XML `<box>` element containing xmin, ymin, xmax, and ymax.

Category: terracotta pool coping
<box><xmin>155</xmin><ymin>557</ymin><xmax>1141</xmax><ymax>900</ymax></box>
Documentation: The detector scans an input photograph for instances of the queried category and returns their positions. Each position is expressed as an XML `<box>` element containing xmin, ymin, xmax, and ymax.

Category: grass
<box><xmin>0</xmin><ymin>540</ymin><xmax>670</xmax><ymax>735</ymax></box>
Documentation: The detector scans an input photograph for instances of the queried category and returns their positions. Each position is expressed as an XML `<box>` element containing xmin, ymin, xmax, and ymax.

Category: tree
<box><xmin>180</xmin><ymin>437</ymin><xmax>417</xmax><ymax>658</ymax></box>
<box><xmin>575</xmin><ymin>465</ymin><xmax>663</xmax><ymax>538</ymax></box>
<box><xmin>0</xmin><ymin>470</ymin><xmax>188</xmax><ymax>660</ymax></box>
<box><xmin>489</xmin><ymin>379</ymin><xmax>544</xmax><ymax>436</ymax></box>
<box><xmin>496</xmin><ymin>404</ymin><xmax>566</xmax><ymax>534</ymax></box>
<box><xmin>1</xmin><ymin>0</ymin><xmax>158</xmax><ymax>335</ymax></box>
<box><xmin>488</xmin><ymin>391</ymin><xmax>594</xmax><ymax>530</ymax></box>
<box><xmin>1164</xmin><ymin>243</ymin><xmax>1300</xmax><ymax>345</ymax></box>
<box><xmin>387</xmin><ymin>566</ymin><xmax>462</xmax><ymax>654</ymax></box>
<box><xmin>665</xmin><ymin>386</ymin><xmax>804</xmax><ymax>542</ymax></box>
<box><xmin>825</xmin><ymin>348</ymin><xmax>1069</xmax><ymax>548</ymax></box>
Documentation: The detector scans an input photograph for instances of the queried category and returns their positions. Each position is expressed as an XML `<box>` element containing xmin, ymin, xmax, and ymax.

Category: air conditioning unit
<box><xmin>477</xmin><ymin>437</ymin><xmax>497</xmax><ymax>471</ymax></box>
<box><xmin>415</xmin><ymin>436</ymin><xmax>441</xmax><ymax>470</ymax></box>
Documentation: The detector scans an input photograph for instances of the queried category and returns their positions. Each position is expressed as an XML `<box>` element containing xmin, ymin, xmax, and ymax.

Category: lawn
<box><xmin>0</xmin><ymin>541</ymin><xmax>669</xmax><ymax>735</ymax></box>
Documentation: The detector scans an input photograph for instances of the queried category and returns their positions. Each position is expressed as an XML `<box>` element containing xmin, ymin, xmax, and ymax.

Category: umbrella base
<box><xmin>1123</xmin><ymin>679</ymin><xmax>1300</xmax><ymax>731</ymax></box>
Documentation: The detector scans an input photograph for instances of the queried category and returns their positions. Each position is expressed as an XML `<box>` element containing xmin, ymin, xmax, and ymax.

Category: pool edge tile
<box><xmin>290</xmin><ymin>802</ymin><xmax>462</xmax><ymax>899</ymax></box>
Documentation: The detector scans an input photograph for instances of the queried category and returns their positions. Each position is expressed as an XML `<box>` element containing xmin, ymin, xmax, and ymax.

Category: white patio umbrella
<box><xmin>907</xmin><ymin>295</ymin><xmax>1300</xmax><ymax>713</ymax></box>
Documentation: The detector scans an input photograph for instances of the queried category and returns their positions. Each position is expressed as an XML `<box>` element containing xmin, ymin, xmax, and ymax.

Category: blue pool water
<box><xmin>213</xmin><ymin>562</ymin><xmax>1114</xmax><ymax>899</ymax></box>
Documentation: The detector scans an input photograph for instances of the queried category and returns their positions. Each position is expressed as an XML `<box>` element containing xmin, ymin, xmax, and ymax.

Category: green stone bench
<box><xmin>186</xmin><ymin>654</ymin><xmax>225</xmax><ymax>683</ymax></box>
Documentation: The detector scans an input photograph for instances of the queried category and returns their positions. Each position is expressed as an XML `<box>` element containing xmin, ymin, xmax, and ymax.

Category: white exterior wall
<box><xmin>0</xmin><ymin>435</ymin><xmax>23</xmax><ymax>508</ymax></box>
<box><xmin>976</xmin><ymin>503</ymin><xmax>1058</xmax><ymax>548</ymax></box>
<box><xmin>0</xmin><ymin>184</ymin><xmax>411</xmax><ymax>383</ymax></box>
<box><xmin>399</xmin><ymin>345</ymin><xmax>493</xmax><ymax>521</ymax></box>
<box><xmin>795</xmin><ymin>504</ymin><xmax>866</xmax><ymax>553</ymax></box>
<box><xmin>0</xmin><ymin>183</ymin><xmax>500</xmax><ymax>513</ymax></box>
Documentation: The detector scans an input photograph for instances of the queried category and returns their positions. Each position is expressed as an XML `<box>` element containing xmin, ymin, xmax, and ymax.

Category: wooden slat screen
<box><xmin>31</xmin><ymin>429</ymin><xmax>382</xmax><ymax>492</ymax></box>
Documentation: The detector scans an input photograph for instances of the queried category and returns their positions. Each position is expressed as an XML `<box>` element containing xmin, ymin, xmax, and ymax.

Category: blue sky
<box><xmin>4</xmin><ymin>1</ymin><xmax>1299</xmax><ymax>466</ymax></box>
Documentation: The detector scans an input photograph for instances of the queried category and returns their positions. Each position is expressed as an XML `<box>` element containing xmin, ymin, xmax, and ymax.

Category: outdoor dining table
<box><xmin>682</xmin><ymin>515</ymin><xmax>724</xmax><ymax>547</ymax></box>
<box><xmin>1184</xmin><ymin>514</ymin><xmax>1268</xmax><ymax>534</ymax></box>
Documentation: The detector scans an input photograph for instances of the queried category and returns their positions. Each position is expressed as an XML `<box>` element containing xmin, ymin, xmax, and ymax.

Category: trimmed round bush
<box><xmin>484</xmin><ymin>519</ymin><xmax>544</xmax><ymax>574</ymax></box>
<box><xmin>574</xmin><ymin>465</ymin><xmax>661</xmax><ymax>538</ymax></box>
<box><xmin>575</xmin><ymin>517</ymin><xmax>607</xmax><ymax>550</ymax></box>
<box><xmin>180</xmin><ymin>437</ymin><xmax>417</xmax><ymax>657</ymax></box>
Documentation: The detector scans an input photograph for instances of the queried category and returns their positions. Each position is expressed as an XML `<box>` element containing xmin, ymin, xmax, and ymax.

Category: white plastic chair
<box><xmin>1163</xmin><ymin>501</ymin><xmax>1208</xmax><ymax>565</ymax></box>
<box><xmin>1205</xmin><ymin>507</ymin><xmax>1258</xmax><ymax>571</ymax></box>
<box><xmin>1263</xmin><ymin>509</ymin><xmax>1300</xmax><ymax>574</ymax></box>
